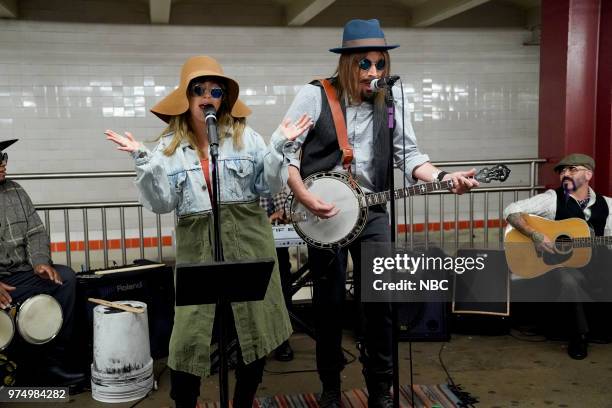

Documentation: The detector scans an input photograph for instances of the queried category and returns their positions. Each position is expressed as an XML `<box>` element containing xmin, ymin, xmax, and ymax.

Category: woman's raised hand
<box><xmin>104</xmin><ymin>129</ymin><xmax>142</xmax><ymax>153</ymax></box>
<box><xmin>279</xmin><ymin>113</ymin><xmax>313</xmax><ymax>141</ymax></box>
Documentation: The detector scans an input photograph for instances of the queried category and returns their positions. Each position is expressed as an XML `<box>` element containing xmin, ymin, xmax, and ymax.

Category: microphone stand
<box><xmin>382</xmin><ymin>84</ymin><xmax>401</xmax><ymax>408</ymax></box>
<box><xmin>204</xmin><ymin>106</ymin><xmax>229</xmax><ymax>407</ymax></box>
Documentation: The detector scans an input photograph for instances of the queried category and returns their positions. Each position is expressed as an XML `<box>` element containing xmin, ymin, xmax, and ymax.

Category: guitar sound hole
<box><xmin>554</xmin><ymin>234</ymin><xmax>572</xmax><ymax>254</ymax></box>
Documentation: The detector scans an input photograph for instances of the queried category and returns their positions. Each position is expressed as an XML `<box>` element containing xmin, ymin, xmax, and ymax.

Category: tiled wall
<box><xmin>0</xmin><ymin>21</ymin><xmax>539</xmax><ymax>243</ymax></box>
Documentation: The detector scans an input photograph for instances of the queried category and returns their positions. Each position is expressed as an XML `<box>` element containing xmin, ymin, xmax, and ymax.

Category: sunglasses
<box><xmin>559</xmin><ymin>166</ymin><xmax>590</xmax><ymax>175</ymax></box>
<box><xmin>358</xmin><ymin>58</ymin><xmax>386</xmax><ymax>71</ymax></box>
<box><xmin>190</xmin><ymin>84</ymin><xmax>224</xmax><ymax>99</ymax></box>
<box><xmin>0</xmin><ymin>152</ymin><xmax>7</xmax><ymax>166</ymax></box>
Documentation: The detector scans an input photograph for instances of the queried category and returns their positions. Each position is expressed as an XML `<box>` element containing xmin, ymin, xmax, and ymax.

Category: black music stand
<box><xmin>175</xmin><ymin>258</ymin><xmax>275</xmax><ymax>407</ymax></box>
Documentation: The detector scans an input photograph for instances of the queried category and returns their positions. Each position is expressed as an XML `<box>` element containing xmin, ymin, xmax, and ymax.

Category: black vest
<box><xmin>299</xmin><ymin>79</ymin><xmax>391</xmax><ymax>192</ymax></box>
<box><xmin>555</xmin><ymin>187</ymin><xmax>609</xmax><ymax>236</ymax></box>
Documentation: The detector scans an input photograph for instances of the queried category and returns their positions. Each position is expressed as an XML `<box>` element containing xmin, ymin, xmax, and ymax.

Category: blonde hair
<box><xmin>333</xmin><ymin>50</ymin><xmax>390</xmax><ymax>107</ymax></box>
<box><xmin>158</xmin><ymin>82</ymin><xmax>245</xmax><ymax>157</ymax></box>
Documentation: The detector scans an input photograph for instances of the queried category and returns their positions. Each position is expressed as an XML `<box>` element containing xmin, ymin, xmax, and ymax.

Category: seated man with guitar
<box><xmin>504</xmin><ymin>153</ymin><xmax>612</xmax><ymax>360</ymax></box>
<box><xmin>265</xmin><ymin>19</ymin><xmax>478</xmax><ymax>408</ymax></box>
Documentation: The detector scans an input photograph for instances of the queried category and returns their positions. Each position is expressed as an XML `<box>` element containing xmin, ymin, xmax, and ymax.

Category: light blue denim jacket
<box><xmin>131</xmin><ymin>126</ymin><xmax>272</xmax><ymax>217</ymax></box>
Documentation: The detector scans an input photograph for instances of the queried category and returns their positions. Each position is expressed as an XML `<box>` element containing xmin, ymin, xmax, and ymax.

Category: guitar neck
<box><xmin>571</xmin><ymin>236</ymin><xmax>612</xmax><ymax>248</ymax></box>
<box><xmin>365</xmin><ymin>180</ymin><xmax>453</xmax><ymax>207</ymax></box>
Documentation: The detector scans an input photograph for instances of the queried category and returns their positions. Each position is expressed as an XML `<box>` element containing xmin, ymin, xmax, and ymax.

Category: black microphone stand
<box><xmin>382</xmin><ymin>83</ymin><xmax>401</xmax><ymax>408</ymax></box>
<box><xmin>203</xmin><ymin>106</ymin><xmax>230</xmax><ymax>407</ymax></box>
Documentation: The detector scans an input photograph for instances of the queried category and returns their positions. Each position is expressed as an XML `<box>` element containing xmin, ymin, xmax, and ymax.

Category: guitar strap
<box><xmin>320</xmin><ymin>79</ymin><xmax>354</xmax><ymax>178</ymax></box>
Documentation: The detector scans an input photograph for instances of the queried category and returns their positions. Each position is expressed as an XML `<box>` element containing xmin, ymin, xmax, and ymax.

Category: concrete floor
<box><xmin>15</xmin><ymin>330</ymin><xmax>612</xmax><ymax>408</ymax></box>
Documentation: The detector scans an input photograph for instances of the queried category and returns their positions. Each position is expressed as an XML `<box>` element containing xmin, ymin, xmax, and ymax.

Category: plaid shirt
<box><xmin>0</xmin><ymin>180</ymin><xmax>51</xmax><ymax>278</ymax></box>
<box><xmin>259</xmin><ymin>190</ymin><xmax>289</xmax><ymax>217</ymax></box>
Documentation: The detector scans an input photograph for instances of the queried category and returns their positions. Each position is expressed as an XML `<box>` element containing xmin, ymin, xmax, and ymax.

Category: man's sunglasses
<box><xmin>358</xmin><ymin>58</ymin><xmax>385</xmax><ymax>71</ymax></box>
<box><xmin>190</xmin><ymin>84</ymin><xmax>224</xmax><ymax>99</ymax></box>
<box><xmin>1</xmin><ymin>152</ymin><xmax>7</xmax><ymax>166</ymax></box>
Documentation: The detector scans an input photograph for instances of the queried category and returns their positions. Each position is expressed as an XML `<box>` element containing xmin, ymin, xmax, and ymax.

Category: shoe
<box><xmin>274</xmin><ymin>340</ymin><xmax>294</xmax><ymax>362</ymax></box>
<box><xmin>44</xmin><ymin>365</ymin><xmax>87</xmax><ymax>386</ymax></box>
<box><xmin>568</xmin><ymin>334</ymin><xmax>588</xmax><ymax>360</ymax></box>
<box><xmin>368</xmin><ymin>385</ymin><xmax>393</xmax><ymax>408</ymax></box>
<box><xmin>318</xmin><ymin>387</ymin><xmax>341</xmax><ymax>408</ymax></box>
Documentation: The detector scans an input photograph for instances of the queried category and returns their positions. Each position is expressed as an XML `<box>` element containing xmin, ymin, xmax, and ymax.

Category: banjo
<box><xmin>288</xmin><ymin>164</ymin><xmax>511</xmax><ymax>250</ymax></box>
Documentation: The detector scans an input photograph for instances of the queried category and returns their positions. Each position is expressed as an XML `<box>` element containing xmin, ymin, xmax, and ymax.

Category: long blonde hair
<box><xmin>333</xmin><ymin>50</ymin><xmax>390</xmax><ymax>108</ymax></box>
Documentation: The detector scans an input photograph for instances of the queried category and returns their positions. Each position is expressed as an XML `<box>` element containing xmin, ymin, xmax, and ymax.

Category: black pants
<box><xmin>309</xmin><ymin>207</ymin><xmax>392</xmax><ymax>387</ymax></box>
<box><xmin>3</xmin><ymin>265</ymin><xmax>76</xmax><ymax>364</ymax></box>
<box><xmin>169</xmin><ymin>305</ymin><xmax>266</xmax><ymax>407</ymax></box>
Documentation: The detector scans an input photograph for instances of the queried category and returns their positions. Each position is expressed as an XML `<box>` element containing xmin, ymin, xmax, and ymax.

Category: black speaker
<box><xmin>397</xmin><ymin>302</ymin><xmax>450</xmax><ymax>341</ymax></box>
<box><xmin>73</xmin><ymin>261</ymin><xmax>175</xmax><ymax>370</ymax></box>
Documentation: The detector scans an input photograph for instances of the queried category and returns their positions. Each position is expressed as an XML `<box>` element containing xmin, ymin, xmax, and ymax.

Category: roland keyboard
<box><xmin>272</xmin><ymin>225</ymin><xmax>305</xmax><ymax>248</ymax></box>
<box><xmin>78</xmin><ymin>263</ymin><xmax>166</xmax><ymax>277</ymax></box>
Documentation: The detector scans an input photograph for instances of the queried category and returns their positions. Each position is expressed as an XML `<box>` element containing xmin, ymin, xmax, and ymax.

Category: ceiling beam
<box><xmin>0</xmin><ymin>0</ymin><xmax>17</xmax><ymax>18</ymax></box>
<box><xmin>411</xmin><ymin>0</ymin><xmax>491</xmax><ymax>27</ymax></box>
<box><xmin>149</xmin><ymin>0</ymin><xmax>172</xmax><ymax>24</ymax></box>
<box><xmin>286</xmin><ymin>0</ymin><xmax>335</xmax><ymax>26</ymax></box>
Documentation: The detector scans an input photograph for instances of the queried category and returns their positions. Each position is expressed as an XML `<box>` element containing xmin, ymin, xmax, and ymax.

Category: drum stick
<box><xmin>87</xmin><ymin>298</ymin><xmax>145</xmax><ymax>314</ymax></box>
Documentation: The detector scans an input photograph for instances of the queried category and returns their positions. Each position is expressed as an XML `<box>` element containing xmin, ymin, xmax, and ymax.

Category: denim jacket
<box><xmin>131</xmin><ymin>126</ymin><xmax>272</xmax><ymax>217</ymax></box>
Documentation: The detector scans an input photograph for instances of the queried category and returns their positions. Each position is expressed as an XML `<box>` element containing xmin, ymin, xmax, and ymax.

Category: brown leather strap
<box><xmin>320</xmin><ymin>79</ymin><xmax>353</xmax><ymax>169</ymax></box>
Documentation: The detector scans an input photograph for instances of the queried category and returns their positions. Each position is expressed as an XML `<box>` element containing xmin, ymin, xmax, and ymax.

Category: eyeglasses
<box><xmin>559</xmin><ymin>166</ymin><xmax>590</xmax><ymax>175</ymax></box>
<box><xmin>190</xmin><ymin>84</ymin><xmax>224</xmax><ymax>99</ymax></box>
<box><xmin>1</xmin><ymin>152</ymin><xmax>7</xmax><ymax>166</ymax></box>
<box><xmin>358</xmin><ymin>58</ymin><xmax>385</xmax><ymax>71</ymax></box>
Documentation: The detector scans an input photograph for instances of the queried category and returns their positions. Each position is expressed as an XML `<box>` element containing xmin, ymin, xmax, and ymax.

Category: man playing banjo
<box><xmin>266</xmin><ymin>19</ymin><xmax>477</xmax><ymax>407</ymax></box>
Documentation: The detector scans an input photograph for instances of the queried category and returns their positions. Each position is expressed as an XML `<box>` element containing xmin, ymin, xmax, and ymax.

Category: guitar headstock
<box><xmin>475</xmin><ymin>164</ymin><xmax>511</xmax><ymax>183</ymax></box>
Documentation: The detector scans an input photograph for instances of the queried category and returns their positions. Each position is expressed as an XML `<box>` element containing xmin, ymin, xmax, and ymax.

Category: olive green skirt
<box><xmin>167</xmin><ymin>201</ymin><xmax>292</xmax><ymax>377</ymax></box>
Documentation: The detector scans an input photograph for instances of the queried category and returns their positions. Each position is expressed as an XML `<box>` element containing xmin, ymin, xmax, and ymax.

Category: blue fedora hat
<box><xmin>330</xmin><ymin>19</ymin><xmax>399</xmax><ymax>54</ymax></box>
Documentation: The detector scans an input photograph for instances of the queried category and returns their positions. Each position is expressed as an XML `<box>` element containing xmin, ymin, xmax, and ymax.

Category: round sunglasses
<box><xmin>190</xmin><ymin>84</ymin><xmax>224</xmax><ymax>99</ymax></box>
<box><xmin>358</xmin><ymin>58</ymin><xmax>386</xmax><ymax>71</ymax></box>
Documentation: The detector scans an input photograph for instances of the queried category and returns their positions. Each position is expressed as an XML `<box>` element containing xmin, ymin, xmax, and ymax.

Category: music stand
<box><xmin>175</xmin><ymin>258</ymin><xmax>275</xmax><ymax>407</ymax></box>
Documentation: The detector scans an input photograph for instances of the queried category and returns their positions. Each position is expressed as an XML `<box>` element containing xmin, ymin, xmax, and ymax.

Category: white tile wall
<box><xmin>0</xmin><ymin>20</ymin><xmax>539</xmax><ymax>236</ymax></box>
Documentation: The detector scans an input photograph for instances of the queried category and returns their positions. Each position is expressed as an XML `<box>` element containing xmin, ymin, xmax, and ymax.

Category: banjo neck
<box><xmin>364</xmin><ymin>179</ymin><xmax>453</xmax><ymax>207</ymax></box>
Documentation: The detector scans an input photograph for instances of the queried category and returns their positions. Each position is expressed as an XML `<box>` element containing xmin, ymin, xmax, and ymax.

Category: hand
<box><xmin>34</xmin><ymin>264</ymin><xmax>62</xmax><ymax>285</ymax></box>
<box><xmin>0</xmin><ymin>282</ymin><xmax>15</xmax><ymax>309</ymax></box>
<box><xmin>279</xmin><ymin>114</ymin><xmax>313</xmax><ymax>142</ymax></box>
<box><xmin>105</xmin><ymin>129</ymin><xmax>142</xmax><ymax>153</ymax></box>
<box><xmin>269</xmin><ymin>210</ymin><xmax>289</xmax><ymax>224</ymax></box>
<box><xmin>298</xmin><ymin>191</ymin><xmax>339</xmax><ymax>219</ymax></box>
<box><xmin>444</xmin><ymin>168</ymin><xmax>480</xmax><ymax>195</ymax></box>
<box><xmin>531</xmin><ymin>231</ymin><xmax>556</xmax><ymax>254</ymax></box>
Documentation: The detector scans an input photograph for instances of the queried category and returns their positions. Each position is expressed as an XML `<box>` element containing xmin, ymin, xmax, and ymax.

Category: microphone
<box><xmin>202</xmin><ymin>105</ymin><xmax>219</xmax><ymax>149</ymax></box>
<box><xmin>370</xmin><ymin>75</ymin><xmax>400</xmax><ymax>91</ymax></box>
<box><xmin>202</xmin><ymin>105</ymin><xmax>219</xmax><ymax>158</ymax></box>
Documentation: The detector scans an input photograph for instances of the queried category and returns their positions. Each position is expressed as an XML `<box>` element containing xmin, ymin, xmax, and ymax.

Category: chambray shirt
<box><xmin>266</xmin><ymin>84</ymin><xmax>430</xmax><ymax>193</ymax></box>
<box><xmin>132</xmin><ymin>126</ymin><xmax>272</xmax><ymax>217</ymax></box>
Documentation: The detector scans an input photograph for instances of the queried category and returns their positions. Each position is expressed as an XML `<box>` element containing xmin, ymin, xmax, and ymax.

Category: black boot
<box><xmin>43</xmin><ymin>365</ymin><xmax>86</xmax><ymax>387</ymax></box>
<box><xmin>233</xmin><ymin>380</ymin><xmax>258</xmax><ymax>408</ymax></box>
<box><xmin>318</xmin><ymin>386</ymin><xmax>341</xmax><ymax>408</ymax></box>
<box><xmin>366</xmin><ymin>376</ymin><xmax>393</xmax><ymax>408</ymax></box>
<box><xmin>568</xmin><ymin>334</ymin><xmax>588</xmax><ymax>360</ymax></box>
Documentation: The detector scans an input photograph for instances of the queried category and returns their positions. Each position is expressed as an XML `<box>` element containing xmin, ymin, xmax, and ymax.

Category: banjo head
<box><xmin>290</xmin><ymin>172</ymin><xmax>368</xmax><ymax>249</ymax></box>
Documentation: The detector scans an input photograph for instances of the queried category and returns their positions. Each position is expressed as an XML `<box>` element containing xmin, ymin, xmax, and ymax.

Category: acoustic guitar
<box><xmin>504</xmin><ymin>214</ymin><xmax>612</xmax><ymax>278</ymax></box>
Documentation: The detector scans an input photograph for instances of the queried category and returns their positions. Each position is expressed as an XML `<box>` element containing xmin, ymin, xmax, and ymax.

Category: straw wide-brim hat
<box><xmin>151</xmin><ymin>55</ymin><xmax>251</xmax><ymax>123</ymax></box>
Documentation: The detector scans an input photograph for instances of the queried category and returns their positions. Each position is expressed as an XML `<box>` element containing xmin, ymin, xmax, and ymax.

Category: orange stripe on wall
<box><xmin>49</xmin><ymin>220</ymin><xmax>505</xmax><ymax>252</ymax></box>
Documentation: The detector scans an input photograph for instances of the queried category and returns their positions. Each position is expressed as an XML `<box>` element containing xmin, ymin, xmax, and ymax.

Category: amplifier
<box><xmin>73</xmin><ymin>260</ymin><xmax>174</xmax><ymax>368</ymax></box>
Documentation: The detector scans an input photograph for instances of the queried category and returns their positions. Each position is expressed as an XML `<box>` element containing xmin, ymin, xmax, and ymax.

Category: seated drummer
<box><xmin>0</xmin><ymin>138</ymin><xmax>85</xmax><ymax>386</ymax></box>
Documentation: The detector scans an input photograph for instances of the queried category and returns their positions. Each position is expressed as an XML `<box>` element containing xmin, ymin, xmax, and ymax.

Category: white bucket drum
<box><xmin>90</xmin><ymin>301</ymin><xmax>153</xmax><ymax>403</ymax></box>
<box><xmin>0</xmin><ymin>294</ymin><xmax>63</xmax><ymax>350</ymax></box>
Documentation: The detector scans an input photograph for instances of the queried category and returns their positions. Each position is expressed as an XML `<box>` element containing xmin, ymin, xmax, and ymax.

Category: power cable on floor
<box><xmin>438</xmin><ymin>343</ymin><xmax>479</xmax><ymax>407</ymax></box>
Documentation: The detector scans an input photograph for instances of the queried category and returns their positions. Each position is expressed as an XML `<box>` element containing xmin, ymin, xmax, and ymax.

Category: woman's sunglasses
<box><xmin>190</xmin><ymin>84</ymin><xmax>224</xmax><ymax>99</ymax></box>
<box><xmin>358</xmin><ymin>58</ymin><xmax>386</xmax><ymax>71</ymax></box>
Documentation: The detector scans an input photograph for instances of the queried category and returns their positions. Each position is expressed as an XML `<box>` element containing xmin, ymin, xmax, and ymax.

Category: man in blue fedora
<box><xmin>267</xmin><ymin>19</ymin><xmax>477</xmax><ymax>407</ymax></box>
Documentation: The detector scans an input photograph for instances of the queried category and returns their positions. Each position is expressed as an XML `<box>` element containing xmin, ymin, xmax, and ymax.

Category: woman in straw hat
<box><xmin>105</xmin><ymin>56</ymin><xmax>309</xmax><ymax>407</ymax></box>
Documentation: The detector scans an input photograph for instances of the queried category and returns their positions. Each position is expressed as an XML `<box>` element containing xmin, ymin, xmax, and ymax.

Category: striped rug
<box><xmin>203</xmin><ymin>384</ymin><xmax>463</xmax><ymax>407</ymax></box>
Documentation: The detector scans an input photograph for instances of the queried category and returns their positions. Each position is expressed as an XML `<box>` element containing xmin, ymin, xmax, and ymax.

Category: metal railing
<box><xmin>10</xmin><ymin>158</ymin><xmax>546</xmax><ymax>270</ymax></box>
